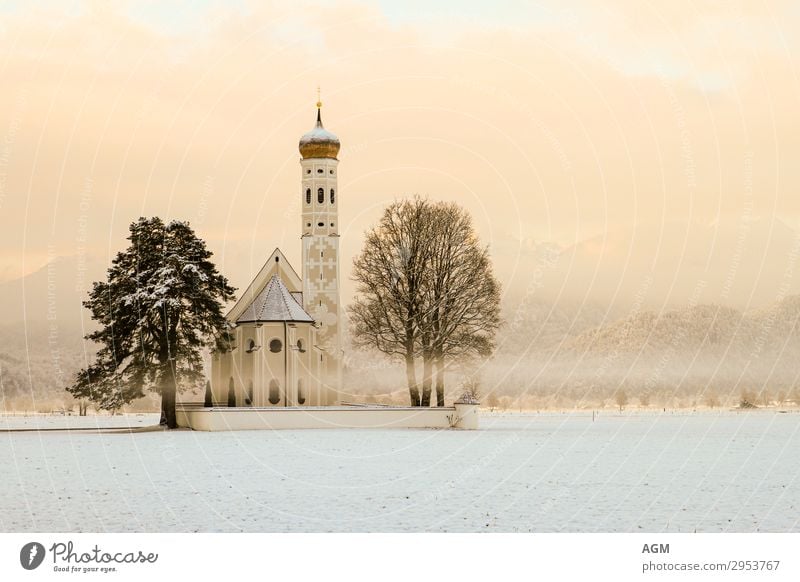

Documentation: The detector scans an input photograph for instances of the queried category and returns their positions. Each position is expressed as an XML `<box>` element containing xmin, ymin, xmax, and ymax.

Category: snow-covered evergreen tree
<box><xmin>68</xmin><ymin>217</ymin><xmax>235</xmax><ymax>428</ymax></box>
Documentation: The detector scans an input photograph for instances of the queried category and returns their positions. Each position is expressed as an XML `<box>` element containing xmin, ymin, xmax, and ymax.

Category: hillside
<box><xmin>479</xmin><ymin>295</ymin><xmax>800</xmax><ymax>410</ymax></box>
<box><xmin>566</xmin><ymin>298</ymin><xmax>800</xmax><ymax>357</ymax></box>
<box><xmin>4</xmin><ymin>252</ymin><xmax>800</xmax><ymax>411</ymax></box>
<box><xmin>0</xmin><ymin>321</ymin><xmax>92</xmax><ymax>410</ymax></box>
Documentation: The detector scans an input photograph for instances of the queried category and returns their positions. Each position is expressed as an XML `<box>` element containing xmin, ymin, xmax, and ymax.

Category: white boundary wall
<box><xmin>176</xmin><ymin>403</ymin><xmax>479</xmax><ymax>431</ymax></box>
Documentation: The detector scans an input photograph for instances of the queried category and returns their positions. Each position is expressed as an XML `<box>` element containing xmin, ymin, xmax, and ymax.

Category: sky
<box><xmin>1</xmin><ymin>0</ymin><xmax>799</xmax><ymax>311</ymax></box>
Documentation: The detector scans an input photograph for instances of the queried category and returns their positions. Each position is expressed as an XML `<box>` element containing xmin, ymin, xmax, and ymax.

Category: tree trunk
<box><xmin>159</xmin><ymin>394</ymin><xmax>167</xmax><ymax>426</ymax></box>
<box><xmin>434</xmin><ymin>354</ymin><xmax>445</xmax><ymax>407</ymax></box>
<box><xmin>421</xmin><ymin>352</ymin><xmax>433</xmax><ymax>407</ymax></box>
<box><xmin>161</xmin><ymin>377</ymin><xmax>178</xmax><ymax>429</ymax></box>
<box><xmin>405</xmin><ymin>354</ymin><xmax>420</xmax><ymax>406</ymax></box>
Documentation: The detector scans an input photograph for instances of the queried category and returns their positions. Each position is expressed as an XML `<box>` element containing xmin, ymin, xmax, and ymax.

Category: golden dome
<box><xmin>299</xmin><ymin>107</ymin><xmax>340</xmax><ymax>160</ymax></box>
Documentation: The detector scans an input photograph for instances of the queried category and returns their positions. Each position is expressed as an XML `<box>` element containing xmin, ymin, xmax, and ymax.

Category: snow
<box><xmin>181</xmin><ymin>263</ymin><xmax>208</xmax><ymax>281</ymax></box>
<box><xmin>1</xmin><ymin>411</ymin><xmax>798</xmax><ymax>532</ymax></box>
<box><xmin>299</xmin><ymin>126</ymin><xmax>339</xmax><ymax>144</ymax></box>
<box><xmin>0</xmin><ymin>414</ymin><xmax>156</xmax><ymax>430</ymax></box>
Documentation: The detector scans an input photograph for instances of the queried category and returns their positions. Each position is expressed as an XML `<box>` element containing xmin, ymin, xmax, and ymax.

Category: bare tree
<box><xmin>418</xmin><ymin>202</ymin><xmax>501</xmax><ymax>406</ymax></box>
<box><xmin>349</xmin><ymin>198</ymin><xmax>435</xmax><ymax>406</ymax></box>
<box><xmin>703</xmin><ymin>390</ymin><xmax>720</xmax><ymax>409</ymax></box>
<box><xmin>349</xmin><ymin>197</ymin><xmax>501</xmax><ymax>407</ymax></box>
<box><xmin>740</xmin><ymin>389</ymin><xmax>757</xmax><ymax>409</ymax></box>
<box><xmin>462</xmin><ymin>376</ymin><xmax>482</xmax><ymax>402</ymax></box>
<box><xmin>615</xmin><ymin>389</ymin><xmax>628</xmax><ymax>412</ymax></box>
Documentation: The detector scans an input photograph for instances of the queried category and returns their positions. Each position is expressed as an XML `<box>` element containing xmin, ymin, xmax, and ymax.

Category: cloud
<box><xmin>0</xmin><ymin>0</ymin><xmax>798</xmax><ymax>310</ymax></box>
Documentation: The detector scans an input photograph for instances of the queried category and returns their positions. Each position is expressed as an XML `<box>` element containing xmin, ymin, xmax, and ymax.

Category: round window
<box><xmin>269</xmin><ymin>339</ymin><xmax>283</xmax><ymax>353</ymax></box>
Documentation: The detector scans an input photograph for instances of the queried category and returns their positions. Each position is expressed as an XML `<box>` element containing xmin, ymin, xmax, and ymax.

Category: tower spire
<box><xmin>299</xmin><ymin>89</ymin><xmax>339</xmax><ymax>159</ymax></box>
<box><xmin>316</xmin><ymin>86</ymin><xmax>322</xmax><ymax>126</ymax></box>
<box><xmin>300</xmin><ymin>84</ymin><xmax>342</xmax><ymax>400</ymax></box>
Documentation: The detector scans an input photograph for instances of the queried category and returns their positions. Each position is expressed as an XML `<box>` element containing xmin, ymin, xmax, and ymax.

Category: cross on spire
<box><xmin>316</xmin><ymin>86</ymin><xmax>322</xmax><ymax>125</ymax></box>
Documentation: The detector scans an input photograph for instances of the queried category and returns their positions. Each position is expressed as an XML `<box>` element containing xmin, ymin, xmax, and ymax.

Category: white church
<box><xmin>208</xmin><ymin>99</ymin><xmax>343</xmax><ymax>408</ymax></box>
<box><xmin>178</xmin><ymin>99</ymin><xmax>479</xmax><ymax>430</ymax></box>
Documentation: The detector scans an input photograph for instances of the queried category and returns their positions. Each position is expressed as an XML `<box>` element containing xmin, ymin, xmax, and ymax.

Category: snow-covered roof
<box><xmin>299</xmin><ymin>108</ymin><xmax>340</xmax><ymax>159</ymax></box>
<box><xmin>236</xmin><ymin>274</ymin><xmax>314</xmax><ymax>324</ymax></box>
<box><xmin>300</xmin><ymin>124</ymin><xmax>339</xmax><ymax>144</ymax></box>
<box><xmin>225</xmin><ymin>248</ymin><xmax>302</xmax><ymax>323</ymax></box>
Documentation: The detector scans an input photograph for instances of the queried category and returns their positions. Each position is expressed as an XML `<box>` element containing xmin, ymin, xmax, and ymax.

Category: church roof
<box><xmin>236</xmin><ymin>274</ymin><xmax>314</xmax><ymax>324</ymax></box>
<box><xmin>225</xmin><ymin>248</ymin><xmax>302</xmax><ymax>323</ymax></box>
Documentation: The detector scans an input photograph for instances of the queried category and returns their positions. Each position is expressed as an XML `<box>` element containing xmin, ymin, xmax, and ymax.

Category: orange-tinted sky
<box><xmin>1</xmin><ymin>0</ymin><xmax>799</xmax><ymax>309</ymax></box>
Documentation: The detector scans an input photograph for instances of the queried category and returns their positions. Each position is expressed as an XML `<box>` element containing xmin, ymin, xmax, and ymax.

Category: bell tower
<box><xmin>299</xmin><ymin>95</ymin><xmax>341</xmax><ymax>396</ymax></box>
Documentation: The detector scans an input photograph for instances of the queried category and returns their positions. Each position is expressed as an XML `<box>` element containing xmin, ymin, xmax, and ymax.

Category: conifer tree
<box><xmin>68</xmin><ymin>217</ymin><xmax>235</xmax><ymax>428</ymax></box>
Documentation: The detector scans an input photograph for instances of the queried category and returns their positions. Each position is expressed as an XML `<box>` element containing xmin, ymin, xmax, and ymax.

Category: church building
<box><xmin>209</xmin><ymin>99</ymin><xmax>342</xmax><ymax>407</ymax></box>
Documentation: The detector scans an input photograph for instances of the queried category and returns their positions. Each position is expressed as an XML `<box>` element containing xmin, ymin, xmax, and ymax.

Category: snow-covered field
<box><xmin>1</xmin><ymin>411</ymin><xmax>798</xmax><ymax>532</ymax></box>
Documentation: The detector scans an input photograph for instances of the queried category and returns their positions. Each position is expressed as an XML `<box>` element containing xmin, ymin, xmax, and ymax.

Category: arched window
<box><xmin>297</xmin><ymin>378</ymin><xmax>306</xmax><ymax>405</ymax></box>
<box><xmin>246</xmin><ymin>380</ymin><xmax>253</xmax><ymax>406</ymax></box>
<box><xmin>227</xmin><ymin>377</ymin><xmax>236</xmax><ymax>407</ymax></box>
<box><xmin>268</xmin><ymin>379</ymin><xmax>280</xmax><ymax>405</ymax></box>
<box><xmin>269</xmin><ymin>339</ymin><xmax>283</xmax><ymax>353</ymax></box>
<box><xmin>246</xmin><ymin>339</ymin><xmax>256</xmax><ymax>353</ymax></box>
<box><xmin>297</xmin><ymin>339</ymin><xmax>305</xmax><ymax>353</ymax></box>
<box><xmin>317</xmin><ymin>187</ymin><xmax>324</xmax><ymax>203</ymax></box>
<box><xmin>330</xmin><ymin>189</ymin><xmax>335</xmax><ymax>204</ymax></box>
<box><xmin>305</xmin><ymin>188</ymin><xmax>311</xmax><ymax>204</ymax></box>
<box><xmin>204</xmin><ymin>380</ymin><xmax>213</xmax><ymax>407</ymax></box>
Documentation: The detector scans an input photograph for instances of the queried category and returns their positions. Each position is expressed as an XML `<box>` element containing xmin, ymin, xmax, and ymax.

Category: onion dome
<box><xmin>299</xmin><ymin>101</ymin><xmax>340</xmax><ymax>160</ymax></box>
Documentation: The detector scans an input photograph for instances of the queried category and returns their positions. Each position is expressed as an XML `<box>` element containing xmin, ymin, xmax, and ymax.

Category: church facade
<box><xmin>209</xmin><ymin>102</ymin><xmax>342</xmax><ymax>407</ymax></box>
